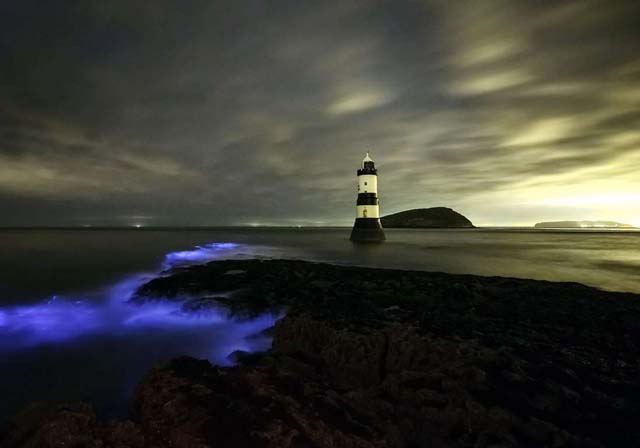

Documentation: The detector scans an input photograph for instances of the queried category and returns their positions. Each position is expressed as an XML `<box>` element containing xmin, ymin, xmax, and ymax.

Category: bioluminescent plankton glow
<box><xmin>162</xmin><ymin>242</ymin><xmax>241</xmax><ymax>268</ymax></box>
<box><xmin>0</xmin><ymin>242</ymin><xmax>279</xmax><ymax>360</ymax></box>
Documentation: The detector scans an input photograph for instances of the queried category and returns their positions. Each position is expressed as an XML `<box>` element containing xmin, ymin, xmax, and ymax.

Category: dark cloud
<box><xmin>1</xmin><ymin>0</ymin><xmax>639</xmax><ymax>226</ymax></box>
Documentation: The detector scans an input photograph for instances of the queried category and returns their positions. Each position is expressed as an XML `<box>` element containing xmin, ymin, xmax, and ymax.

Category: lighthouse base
<box><xmin>350</xmin><ymin>218</ymin><xmax>386</xmax><ymax>242</ymax></box>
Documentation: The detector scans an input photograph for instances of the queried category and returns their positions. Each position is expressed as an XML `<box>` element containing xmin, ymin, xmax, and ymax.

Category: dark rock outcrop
<box><xmin>3</xmin><ymin>259</ymin><xmax>640</xmax><ymax>447</ymax></box>
<box><xmin>381</xmin><ymin>207</ymin><xmax>474</xmax><ymax>228</ymax></box>
<box><xmin>0</xmin><ymin>402</ymin><xmax>143</xmax><ymax>448</ymax></box>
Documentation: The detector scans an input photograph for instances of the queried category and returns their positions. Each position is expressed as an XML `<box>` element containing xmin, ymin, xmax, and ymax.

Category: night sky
<box><xmin>1</xmin><ymin>1</ymin><xmax>639</xmax><ymax>226</ymax></box>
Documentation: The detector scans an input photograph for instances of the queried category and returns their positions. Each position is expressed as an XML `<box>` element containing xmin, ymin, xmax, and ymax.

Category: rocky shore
<box><xmin>2</xmin><ymin>259</ymin><xmax>639</xmax><ymax>447</ymax></box>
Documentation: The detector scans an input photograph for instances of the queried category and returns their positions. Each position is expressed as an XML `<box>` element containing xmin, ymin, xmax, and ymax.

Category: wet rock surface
<box><xmin>3</xmin><ymin>259</ymin><xmax>640</xmax><ymax>447</ymax></box>
<box><xmin>0</xmin><ymin>402</ymin><xmax>144</xmax><ymax>448</ymax></box>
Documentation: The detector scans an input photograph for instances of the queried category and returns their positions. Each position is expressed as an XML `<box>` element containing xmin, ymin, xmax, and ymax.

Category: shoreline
<box><xmin>2</xmin><ymin>259</ymin><xmax>639</xmax><ymax>447</ymax></box>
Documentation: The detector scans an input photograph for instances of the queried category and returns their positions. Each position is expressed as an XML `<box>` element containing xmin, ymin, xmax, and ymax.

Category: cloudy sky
<box><xmin>1</xmin><ymin>0</ymin><xmax>639</xmax><ymax>226</ymax></box>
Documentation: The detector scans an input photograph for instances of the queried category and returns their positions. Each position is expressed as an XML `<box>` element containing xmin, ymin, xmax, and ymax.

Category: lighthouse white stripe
<box><xmin>357</xmin><ymin>175</ymin><xmax>378</xmax><ymax>193</ymax></box>
<box><xmin>356</xmin><ymin>205</ymin><xmax>380</xmax><ymax>218</ymax></box>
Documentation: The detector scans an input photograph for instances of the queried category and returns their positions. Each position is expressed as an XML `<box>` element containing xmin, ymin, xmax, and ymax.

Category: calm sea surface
<box><xmin>0</xmin><ymin>227</ymin><xmax>639</xmax><ymax>423</ymax></box>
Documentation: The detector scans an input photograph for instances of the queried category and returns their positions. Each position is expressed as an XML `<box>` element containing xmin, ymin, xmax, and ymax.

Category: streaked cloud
<box><xmin>0</xmin><ymin>0</ymin><xmax>638</xmax><ymax>226</ymax></box>
<box><xmin>452</xmin><ymin>69</ymin><xmax>532</xmax><ymax>95</ymax></box>
<box><xmin>328</xmin><ymin>90</ymin><xmax>392</xmax><ymax>115</ymax></box>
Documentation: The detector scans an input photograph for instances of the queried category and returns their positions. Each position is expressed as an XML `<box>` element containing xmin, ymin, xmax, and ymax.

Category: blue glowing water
<box><xmin>0</xmin><ymin>243</ymin><xmax>275</xmax><ymax>352</ymax></box>
<box><xmin>0</xmin><ymin>241</ymin><xmax>280</xmax><ymax>422</ymax></box>
<box><xmin>161</xmin><ymin>242</ymin><xmax>241</xmax><ymax>269</ymax></box>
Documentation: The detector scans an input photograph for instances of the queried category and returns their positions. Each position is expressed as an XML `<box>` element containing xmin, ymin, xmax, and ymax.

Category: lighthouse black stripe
<box><xmin>357</xmin><ymin>193</ymin><xmax>379</xmax><ymax>205</ymax></box>
<box><xmin>353</xmin><ymin>218</ymin><xmax>383</xmax><ymax>229</ymax></box>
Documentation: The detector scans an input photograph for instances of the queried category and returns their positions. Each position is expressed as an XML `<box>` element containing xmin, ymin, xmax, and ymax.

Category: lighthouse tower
<box><xmin>350</xmin><ymin>152</ymin><xmax>386</xmax><ymax>242</ymax></box>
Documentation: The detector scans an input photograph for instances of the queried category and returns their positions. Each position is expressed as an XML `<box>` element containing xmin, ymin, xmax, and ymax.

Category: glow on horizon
<box><xmin>519</xmin><ymin>192</ymin><xmax>640</xmax><ymax>227</ymax></box>
<box><xmin>529</xmin><ymin>193</ymin><xmax>640</xmax><ymax>207</ymax></box>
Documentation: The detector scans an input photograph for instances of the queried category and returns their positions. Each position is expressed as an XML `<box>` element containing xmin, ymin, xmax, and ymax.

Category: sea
<box><xmin>1</xmin><ymin>227</ymin><xmax>639</xmax><ymax>424</ymax></box>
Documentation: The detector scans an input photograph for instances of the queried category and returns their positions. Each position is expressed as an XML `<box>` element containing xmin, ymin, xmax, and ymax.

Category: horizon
<box><xmin>1</xmin><ymin>222</ymin><xmax>639</xmax><ymax>230</ymax></box>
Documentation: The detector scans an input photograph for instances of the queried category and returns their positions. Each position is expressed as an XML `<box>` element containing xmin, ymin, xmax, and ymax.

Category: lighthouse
<box><xmin>350</xmin><ymin>152</ymin><xmax>386</xmax><ymax>242</ymax></box>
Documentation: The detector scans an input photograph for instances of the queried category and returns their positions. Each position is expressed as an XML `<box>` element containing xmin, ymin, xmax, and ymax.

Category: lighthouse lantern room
<box><xmin>350</xmin><ymin>152</ymin><xmax>386</xmax><ymax>242</ymax></box>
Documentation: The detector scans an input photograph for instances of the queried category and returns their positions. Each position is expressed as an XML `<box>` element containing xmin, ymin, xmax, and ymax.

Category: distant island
<box><xmin>381</xmin><ymin>207</ymin><xmax>474</xmax><ymax>228</ymax></box>
<box><xmin>535</xmin><ymin>220</ymin><xmax>636</xmax><ymax>229</ymax></box>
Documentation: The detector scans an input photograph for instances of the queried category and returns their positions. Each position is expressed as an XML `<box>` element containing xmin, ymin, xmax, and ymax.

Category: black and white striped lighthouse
<box><xmin>350</xmin><ymin>152</ymin><xmax>386</xmax><ymax>242</ymax></box>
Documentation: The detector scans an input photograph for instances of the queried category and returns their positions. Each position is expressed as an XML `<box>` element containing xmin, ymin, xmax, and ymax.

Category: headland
<box><xmin>381</xmin><ymin>207</ymin><xmax>474</xmax><ymax>228</ymax></box>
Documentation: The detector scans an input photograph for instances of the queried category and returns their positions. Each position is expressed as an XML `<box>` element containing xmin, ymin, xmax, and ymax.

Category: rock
<box><xmin>309</xmin><ymin>280</ymin><xmax>334</xmax><ymax>289</ymax></box>
<box><xmin>0</xmin><ymin>402</ymin><xmax>144</xmax><ymax>448</ymax></box>
<box><xmin>381</xmin><ymin>207</ymin><xmax>474</xmax><ymax>228</ymax></box>
<box><xmin>133</xmin><ymin>356</ymin><xmax>383</xmax><ymax>447</ymax></box>
<box><xmin>127</xmin><ymin>259</ymin><xmax>640</xmax><ymax>446</ymax></box>
<box><xmin>1</xmin><ymin>402</ymin><xmax>99</xmax><ymax>448</ymax></box>
<box><xmin>180</xmin><ymin>296</ymin><xmax>228</xmax><ymax>313</ymax></box>
<box><xmin>226</xmin><ymin>349</ymin><xmax>255</xmax><ymax>364</ymax></box>
<box><xmin>98</xmin><ymin>421</ymin><xmax>145</xmax><ymax>448</ymax></box>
